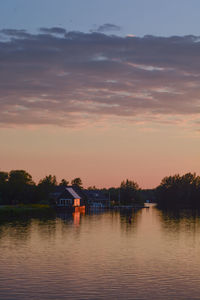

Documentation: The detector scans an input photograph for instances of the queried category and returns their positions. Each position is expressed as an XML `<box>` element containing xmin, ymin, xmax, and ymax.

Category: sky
<box><xmin>0</xmin><ymin>0</ymin><xmax>200</xmax><ymax>188</ymax></box>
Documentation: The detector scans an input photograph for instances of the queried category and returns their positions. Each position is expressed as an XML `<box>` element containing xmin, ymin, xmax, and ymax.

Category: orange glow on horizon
<box><xmin>0</xmin><ymin>124</ymin><xmax>199</xmax><ymax>189</ymax></box>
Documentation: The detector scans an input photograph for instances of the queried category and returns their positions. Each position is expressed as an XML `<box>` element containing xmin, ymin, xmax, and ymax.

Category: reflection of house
<box><xmin>83</xmin><ymin>190</ymin><xmax>110</xmax><ymax>208</ymax></box>
<box><xmin>51</xmin><ymin>186</ymin><xmax>85</xmax><ymax>210</ymax></box>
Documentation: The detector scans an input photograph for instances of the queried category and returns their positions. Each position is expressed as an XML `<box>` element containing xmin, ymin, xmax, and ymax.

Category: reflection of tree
<box><xmin>119</xmin><ymin>208</ymin><xmax>142</xmax><ymax>233</ymax></box>
<box><xmin>36</xmin><ymin>218</ymin><xmax>57</xmax><ymax>238</ymax></box>
<box><xmin>0</xmin><ymin>216</ymin><xmax>57</xmax><ymax>242</ymax></box>
<box><xmin>0</xmin><ymin>219</ymin><xmax>32</xmax><ymax>242</ymax></box>
<box><xmin>84</xmin><ymin>208</ymin><xmax>142</xmax><ymax>233</ymax></box>
<box><xmin>158</xmin><ymin>208</ymin><xmax>200</xmax><ymax>235</ymax></box>
<box><xmin>56</xmin><ymin>212</ymin><xmax>73</xmax><ymax>223</ymax></box>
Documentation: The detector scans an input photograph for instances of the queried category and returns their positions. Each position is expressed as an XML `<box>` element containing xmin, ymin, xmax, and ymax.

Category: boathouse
<box><xmin>51</xmin><ymin>186</ymin><xmax>84</xmax><ymax>209</ymax></box>
<box><xmin>83</xmin><ymin>189</ymin><xmax>110</xmax><ymax>208</ymax></box>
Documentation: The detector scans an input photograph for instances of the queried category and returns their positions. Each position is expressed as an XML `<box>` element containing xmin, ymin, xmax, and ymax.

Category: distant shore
<box><xmin>0</xmin><ymin>204</ymin><xmax>55</xmax><ymax>221</ymax></box>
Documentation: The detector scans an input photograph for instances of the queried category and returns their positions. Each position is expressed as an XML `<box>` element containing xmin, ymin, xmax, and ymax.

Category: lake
<box><xmin>1</xmin><ymin>204</ymin><xmax>200</xmax><ymax>299</ymax></box>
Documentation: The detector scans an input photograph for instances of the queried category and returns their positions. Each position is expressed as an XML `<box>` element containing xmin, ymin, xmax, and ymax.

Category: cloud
<box><xmin>94</xmin><ymin>23</ymin><xmax>121</xmax><ymax>33</ymax></box>
<box><xmin>39</xmin><ymin>27</ymin><xmax>67</xmax><ymax>35</ymax></box>
<box><xmin>0</xmin><ymin>29</ymin><xmax>200</xmax><ymax>128</ymax></box>
<box><xmin>0</xmin><ymin>29</ymin><xmax>33</xmax><ymax>39</ymax></box>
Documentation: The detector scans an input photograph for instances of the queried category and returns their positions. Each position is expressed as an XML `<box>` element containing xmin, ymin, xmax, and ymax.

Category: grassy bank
<box><xmin>0</xmin><ymin>204</ymin><xmax>55</xmax><ymax>221</ymax></box>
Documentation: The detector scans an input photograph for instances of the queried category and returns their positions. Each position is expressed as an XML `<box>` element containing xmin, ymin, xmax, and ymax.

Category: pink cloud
<box><xmin>0</xmin><ymin>30</ymin><xmax>200</xmax><ymax>129</ymax></box>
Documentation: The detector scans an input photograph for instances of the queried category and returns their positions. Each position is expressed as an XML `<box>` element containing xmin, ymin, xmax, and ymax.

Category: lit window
<box><xmin>74</xmin><ymin>198</ymin><xmax>80</xmax><ymax>206</ymax></box>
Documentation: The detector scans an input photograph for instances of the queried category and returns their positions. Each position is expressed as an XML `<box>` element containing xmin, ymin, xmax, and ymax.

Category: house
<box><xmin>51</xmin><ymin>186</ymin><xmax>85</xmax><ymax>210</ymax></box>
<box><xmin>83</xmin><ymin>189</ymin><xmax>110</xmax><ymax>208</ymax></box>
<box><xmin>51</xmin><ymin>186</ymin><xmax>110</xmax><ymax>210</ymax></box>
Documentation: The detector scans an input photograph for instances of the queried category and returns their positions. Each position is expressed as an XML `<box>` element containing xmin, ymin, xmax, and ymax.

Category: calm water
<box><xmin>1</xmin><ymin>204</ymin><xmax>200</xmax><ymax>299</ymax></box>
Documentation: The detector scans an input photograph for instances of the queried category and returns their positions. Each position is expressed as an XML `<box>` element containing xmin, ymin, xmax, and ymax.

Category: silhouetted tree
<box><xmin>38</xmin><ymin>175</ymin><xmax>57</xmax><ymax>186</ymax></box>
<box><xmin>0</xmin><ymin>171</ymin><xmax>9</xmax><ymax>204</ymax></box>
<box><xmin>0</xmin><ymin>171</ymin><xmax>9</xmax><ymax>184</ymax></box>
<box><xmin>9</xmin><ymin>170</ymin><xmax>34</xmax><ymax>186</ymax></box>
<box><xmin>7</xmin><ymin>170</ymin><xmax>35</xmax><ymax>204</ymax></box>
<box><xmin>120</xmin><ymin>179</ymin><xmax>142</xmax><ymax>205</ymax></box>
<box><xmin>37</xmin><ymin>175</ymin><xmax>57</xmax><ymax>203</ymax></box>
<box><xmin>88</xmin><ymin>185</ymin><xmax>97</xmax><ymax>190</ymax></box>
<box><xmin>120</xmin><ymin>179</ymin><xmax>139</xmax><ymax>190</ymax></box>
<box><xmin>59</xmin><ymin>179</ymin><xmax>69</xmax><ymax>186</ymax></box>
<box><xmin>71</xmin><ymin>177</ymin><xmax>82</xmax><ymax>188</ymax></box>
<box><xmin>156</xmin><ymin>173</ymin><xmax>200</xmax><ymax>208</ymax></box>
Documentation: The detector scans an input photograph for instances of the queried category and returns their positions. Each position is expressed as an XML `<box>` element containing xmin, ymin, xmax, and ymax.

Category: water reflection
<box><xmin>159</xmin><ymin>208</ymin><xmax>200</xmax><ymax>235</ymax></box>
<box><xmin>1</xmin><ymin>205</ymin><xmax>200</xmax><ymax>299</ymax></box>
<box><xmin>56</xmin><ymin>207</ymin><xmax>143</xmax><ymax>233</ymax></box>
<box><xmin>56</xmin><ymin>209</ymin><xmax>85</xmax><ymax>226</ymax></box>
<box><xmin>118</xmin><ymin>208</ymin><xmax>143</xmax><ymax>233</ymax></box>
<box><xmin>0</xmin><ymin>220</ymin><xmax>32</xmax><ymax>243</ymax></box>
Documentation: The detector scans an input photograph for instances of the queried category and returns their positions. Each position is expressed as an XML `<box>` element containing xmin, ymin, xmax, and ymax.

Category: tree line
<box><xmin>0</xmin><ymin>170</ymin><xmax>83</xmax><ymax>205</ymax></box>
<box><xmin>103</xmin><ymin>179</ymin><xmax>143</xmax><ymax>205</ymax></box>
<box><xmin>1</xmin><ymin>169</ymin><xmax>199</xmax><ymax>208</ymax></box>
<box><xmin>156</xmin><ymin>173</ymin><xmax>200</xmax><ymax>209</ymax></box>
<box><xmin>0</xmin><ymin>170</ymin><xmax>143</xmax><ymax>205</ymax></box>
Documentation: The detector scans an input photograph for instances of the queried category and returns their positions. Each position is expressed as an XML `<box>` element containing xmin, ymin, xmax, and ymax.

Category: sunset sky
<box><xmin>0</xmin><ymin>0</ymin><xmax>200</xmax><ymax>188</ymax></box>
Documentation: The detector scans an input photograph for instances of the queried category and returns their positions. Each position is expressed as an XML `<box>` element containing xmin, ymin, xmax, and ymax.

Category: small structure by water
<box><xmin>83</xmin><ymin>189</ymin><xmax>110</xmax><ymax>208</ymax></box>
<box><xmin>51</xmin><ymin>186</ymin><xmax>85</xmax><ymax>211</ymax></box>
<box><xmin>51</xmin><ymin>186</ymin><xmax>110</xmax><ymax>210</ymax></box>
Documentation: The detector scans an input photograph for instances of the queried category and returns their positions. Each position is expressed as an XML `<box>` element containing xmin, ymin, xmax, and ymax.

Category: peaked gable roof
<box><xmin>51</xmin><ymin>185</ymin><xmax>82</xmax><ymax>200</ymax></box>
<box><xmin>66</xmin><ymin>187</ymin><xmax>80</xmax><ymax>199</ymax></box>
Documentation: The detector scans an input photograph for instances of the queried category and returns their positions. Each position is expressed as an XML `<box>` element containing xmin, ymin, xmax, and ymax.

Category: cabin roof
<box><xmin>51</xmin><ymin>185</ymin><xmax>82</xmax><ymax>200</ymax></box>
<box><xmin>66</xmin><ymin>187</ymin><xmax>80</xmax><ymax>199</ymax></box>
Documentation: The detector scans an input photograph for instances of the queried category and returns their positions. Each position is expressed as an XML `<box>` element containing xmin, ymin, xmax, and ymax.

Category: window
<box><xmin>59</xmin><ymin>199</ymin><xmax>72</xmax><ymax>206</ymax></box>
<box><xmin>74</xmin><ymin>198</ymin><xmax>80</xmax><ymax>207</ymax></box>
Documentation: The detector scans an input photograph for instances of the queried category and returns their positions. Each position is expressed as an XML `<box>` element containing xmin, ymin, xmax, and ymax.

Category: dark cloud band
<box><xmin>95</xmin><ymin>23</ymin><xmax>121</xmax><ymax>32</ymax></box>
<box><xmin>0</xmin><ymin>28</ymin><xmax>200</xmax><ymax>127</ymax></box>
